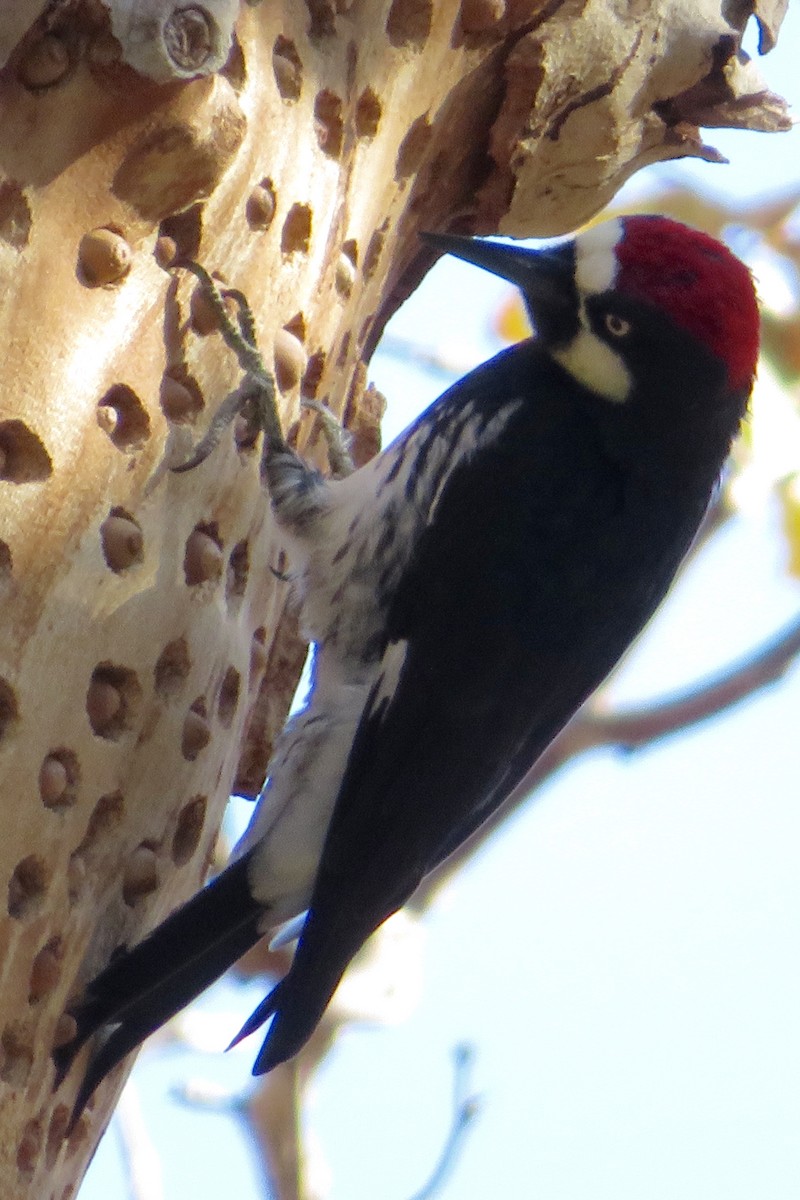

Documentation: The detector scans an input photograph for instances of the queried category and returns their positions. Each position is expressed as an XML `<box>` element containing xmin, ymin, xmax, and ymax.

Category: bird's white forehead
<box><xmin>574</xmin><ymin>218</ymin><xmax>624</xmax><ymax>296</ymax></box>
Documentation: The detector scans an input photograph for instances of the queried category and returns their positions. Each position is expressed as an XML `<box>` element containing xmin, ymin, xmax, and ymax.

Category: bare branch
<box><xmin>586</xmin><ymin>610</ymin><xmax>800</xmax><ymax>751</ymax></box>
<box><xmin>415</xmin><ymin>611</ymin><xmax>800</xmax><ymax>907</ymax></box>
<box><xmin>407</xmin><ymin>1045</ymin><xmax>481</xmax><ymax>1200</ymax></box>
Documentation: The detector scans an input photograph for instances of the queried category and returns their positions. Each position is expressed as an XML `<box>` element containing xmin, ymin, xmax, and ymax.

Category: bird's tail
<box><xmin>54</xmin><ymin>848</ymin><xmax>264</xmax><ymax>1126</ymax></box>
<box><xmin>227</xmin><ymin>907</ymin><xmax>370</xmax><ymax>1076</ymax></box>
<box><xmin>225</xmin><ymin>962</ymin><xmax>345</xmax><ymax>1076</ymax></box>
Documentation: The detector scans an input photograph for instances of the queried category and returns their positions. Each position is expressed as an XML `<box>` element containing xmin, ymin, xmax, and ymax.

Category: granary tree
<box><xmin>0</xmin><ymin>3</ymin><xmax>791</xmax><ymax>1198</ymax></box>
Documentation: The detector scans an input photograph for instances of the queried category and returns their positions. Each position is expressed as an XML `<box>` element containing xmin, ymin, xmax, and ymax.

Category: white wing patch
<box><xmin>372</xmin><ymin>639</ymin><xmax>409</xmax><ymax>714</ymax></box>
<box><xmin>427</xmin><ymin>401</ymin><xmax>524</xmax><ymax>523</ymax></box>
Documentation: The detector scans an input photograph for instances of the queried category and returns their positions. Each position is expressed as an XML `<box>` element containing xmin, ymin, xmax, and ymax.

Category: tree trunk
<box><xmin>0</xmin><ymin>2</ymin><xmax>788</xmax><ymax>1197</ymax></box>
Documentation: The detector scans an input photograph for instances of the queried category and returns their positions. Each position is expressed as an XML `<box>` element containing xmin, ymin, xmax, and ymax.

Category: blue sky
<box><xmin>82</xmin><ymin>11</ymin><xmax>800</xmax><ymax>1199</ymax></box>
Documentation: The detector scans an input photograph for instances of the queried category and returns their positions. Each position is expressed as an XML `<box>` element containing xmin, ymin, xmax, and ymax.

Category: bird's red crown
<box><xmin>615</xmin><ymin>216</ymin><xmax>760</xmax><ymax>394</ymax></box>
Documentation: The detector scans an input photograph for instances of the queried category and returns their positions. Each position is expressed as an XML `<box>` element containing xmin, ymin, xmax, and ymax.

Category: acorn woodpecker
<box><xmin>55</xmin><ymin>216</ymin><xmax>760</xmax><ymax>1122</ymax></box>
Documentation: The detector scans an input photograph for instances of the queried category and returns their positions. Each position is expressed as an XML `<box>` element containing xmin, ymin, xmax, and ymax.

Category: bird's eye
<box><xmin>604</xmin><ymin>313</ymin><xmax>631</xmax><ymax>338</ymax></box>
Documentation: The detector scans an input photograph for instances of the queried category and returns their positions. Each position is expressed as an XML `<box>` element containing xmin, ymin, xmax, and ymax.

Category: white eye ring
<box><xmin>604</xmin><ymin>313</ymin><xmax>631</xmax><ymax>338</ymax></box>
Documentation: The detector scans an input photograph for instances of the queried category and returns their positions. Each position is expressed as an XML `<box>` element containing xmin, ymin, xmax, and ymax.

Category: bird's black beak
<box><xmin>420</xmin><ymin>232</ymin><xmax>578</xmax><ymax>345</ymax></box>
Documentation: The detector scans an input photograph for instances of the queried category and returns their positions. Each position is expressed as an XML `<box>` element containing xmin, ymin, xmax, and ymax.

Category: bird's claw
<box><xmin>301</xmin><ymin>398</ymin><xmax>354</xmax><ymax>478</ymax></box>
<box><xmin>170</xmin><ymin>261</ymin><xmax>287</xmax><ymax>473</ymax></box>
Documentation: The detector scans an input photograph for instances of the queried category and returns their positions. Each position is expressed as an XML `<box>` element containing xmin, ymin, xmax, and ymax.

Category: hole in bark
<box><xmin>86</xmin><ymin>664</ymin><xmax>140</xmax><ymax>739</ymax></box>
<box><xmin>16</xmin><ymin>1118</ymin><xmax>42</xmax><ymax>1175</ymax></box>
<box><xmin>18</xmin><ymin>34</ymin><xmax>71</xmax><ymax>90</ymax></box>
<box><xmin>172</xmin><ymin>795</ymin><xmax>207</xmax><ymax>865</ymax></box>
<box><xmin>387</xmin><ymin>0</ymin><xmax>433</xmax><ymax>45</ymax></box>
<box><xmin>355</xmin><ymin>87</ymin><xmax>382</xmax><ymax>138</ymax></box>
<box><xmin>0</xmin><ymin>421</ymin><xmax>52</xmax><ymax>482</ymax></box>
<box><xmin>220</xmin><ymin>31</ymin><xmax>246</xmax><ymax>91</ymax></box>
<box><xmin>273</xmin><ymin>36</ymin><xmax>302</xmax><ymax>99</ymax></box>
<box><xmin>363</xmin><ymin>224</ymin><xmax>387</xmax><ymax>280</ymax></box>
<box><xmin>52</xmin><ymin>1013</ymin><xmax>78</xmax><ymax>1052</ymax></box>
<box><xmin>246</xmin><ymin>179</ymin><xmax>276</xmax><ymax>231</ymax></box>
<box><xmin>0</xmin><ymin>182</ymin><xmax>32</xmax><ymax>250</ymax></box>
<box><xmin>123</xmin><ymin>843</ymin><xmax>160</xmax><ymax>906</ymax></box>
<box><xmin>96</xmin><ymin>384</ymin><xmax>151</xmax><ymax>450</ymax></box>
<box><xmin>360</xmin><ymin>312</ymin><xmax>376</xmax><ymax>343</ymax></box>
<box><xmin>39</xmin><ymin>749</ymin><xmax>79</xmax><ymax>810</ymax></box>
<box><xmin>189</xmin><ymin>276</ymin><xmax>236</xmax><ymax>335</ymax></box>
<box><xmin>163</xmin><ymin>7</ymin><xmax>215</xmax><ymax>70</ymax></box>
<box><xmin>303</xmin><ymin>350</ymin><xmax>326</xmax><ymax>398</ymax></box>
<box><xmin>459</xmin><ymin>0</ymin><xmax>507</xmax><ymax>33</ymax></box>
<box><xmin>66</xmin><ymin>1112</ymin><xmax>89</xmax><ymax>1155</ymax></box>
<box><xmin>335</xmin><ymin>241</ymin><xmax>358</xmax><ymax>298</ymax></box>
<box><xmin>154</xmin><ymin>637</ymin><xmax>191</xmax><ymax>697</ymax></box>
<box><xmin>159</xmin><ymin>205</ymin><xmax>203</xmax><ymax>261</ymax></box>
<box><xmin>66</xmin><ymin>855</ymin><xmax>86</xmax><ymax>905</ymax></box>
<box><xmin>29</xmin><ymin>936</ymin><xmax>64</xmax><ymax>1003</ymax></box>
<box><xmin>184</xmin><ymin>523</ymin><xmax>224</xmax><ymax>586</ymax></box>
<box><xmin>154</xmin><ymin>234</ymin><xmax>178</xmax><ymax>269</ymax></box>
<box><xmin>250</xmin><ymin>626</ymin><xmax>268</xmax><ymax>681</ymax></box>
<box><xmin>160</xmin><ymin>368</ymin><xmax>204</xmax><ymax>424</ymax></box>
<box><xmin>396</xmin><ymin>115</ymin><xmax>433</xmax><ymax>179</ymax></box>
<box><xmin>281</xmin><ymin>203</ymin><xmax>312</xmax><ymax>253</ymax></box>
<box><xmin>235</xmin><ymin>410</ymin><xmax>260</xmax><ymax>452</ymax></box>
<box><xmin>314</xmin><ymin>90</ymin><xmax>344</xmax><ymax>157</ymax></box>
<box><xmin>0</xmin><ymin>1025</ymin><xmax>33</xmax><ymax>1085</ymax></box>
<box><xmin>8</xmin><ymin>855</ymin><xmax>50</xmax><ymax>919</ymax></box>
<box><xmin>77</xmin><ymin>227</ymin><xmax>132</xmax><ymax>287</ymax></box>
<box><xmin>284</xmin><ymin>312</ymin><xmax>307</xmax><ymax>341</ymax></box>
<box><xmin>306</xmin><ymin>0</ymin><xmax>337</xmax><ymax>37</ymax></box>
<box><xmin>83</xmin><ymin>791</ymin><xmax>125</xmax><ymax>849</ymax></box>
<box><xmin>100</xmin><ymin>507</ymin><xmax>144</xmax><ymax>573</ymax></box>
<box><xmin>71</xmin><ymin>793</ymin><xmax>125</xmax><ymax>886</ymax></box>
<box><xmin>218</xmin><ymin>667</ymin><xmax>240</xmax><ymax>728</ymax></box>
<box><xmin>226</xmin><ymin>541</ymin><xmax>249</xmax><ymax>604</ymax></box>
<box><xmin>182</xmin><ymin>698</ymin><xmax>211</xmax><ymax>761</ymax></box>
<box><xmin>274</xmin><ymin>326</ymin><xmax>307</xmax><ymax>392</ymax></box>
<box><xmin>46</xmin><ymin>1105</ymin><xmax>71</xmax><ymax>1167</ymax></box>
<box><xmin>0</xmin><ymin>677</ymin><xmax>18</xmax><ymax>739</ymax></box>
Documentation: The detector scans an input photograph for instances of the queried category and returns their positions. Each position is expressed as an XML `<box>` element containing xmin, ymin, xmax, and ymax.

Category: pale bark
<box><xmin>0</xmin><ymin>2</ymin><xmax>789</xmax><ymax>1197</ymax></box>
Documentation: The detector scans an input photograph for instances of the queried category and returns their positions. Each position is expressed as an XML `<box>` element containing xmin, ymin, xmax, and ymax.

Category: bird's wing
<box><xmin>249</xmin><ymin>366</ymin><xmax>638</xmax><ymax>1069</ymax></box>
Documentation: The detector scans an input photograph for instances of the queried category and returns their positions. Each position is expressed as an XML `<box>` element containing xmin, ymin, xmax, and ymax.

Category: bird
<box><xmin>54</xmin><ymin>215</ymin><xmax>760</xmax><ymax>1124</ymax></box>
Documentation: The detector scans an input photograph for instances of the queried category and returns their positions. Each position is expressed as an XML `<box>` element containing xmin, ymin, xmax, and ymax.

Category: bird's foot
<box><xmin>301</xmin><ymin>398</ymin><xmax>354</xmax><ymax>478</ymax></box>
<box><xmin>171</xmin><ymin>261</ymin><xmax>286</xmax><ymax>473</ymax></box>
<box><xmin>170</xmin><ymin>263</ymin><xmax>338</xmax><ymax>533</ymax></box>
